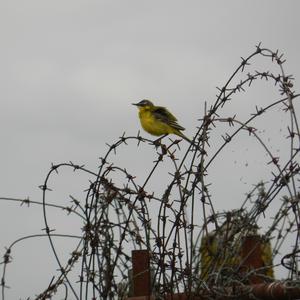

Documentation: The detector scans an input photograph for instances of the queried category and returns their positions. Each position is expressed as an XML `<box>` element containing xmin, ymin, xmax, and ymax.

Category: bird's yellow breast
<box><xmin>138</xmin><ymin>108</ymin><xmax>174</xmax><ymax>136</ymax></box>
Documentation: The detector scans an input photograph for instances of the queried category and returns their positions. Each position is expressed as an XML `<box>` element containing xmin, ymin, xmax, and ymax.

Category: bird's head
<box><xmin>132</xmin><ymin>99</ymin><xmax>154</xmax><ymax>110</ymax></box>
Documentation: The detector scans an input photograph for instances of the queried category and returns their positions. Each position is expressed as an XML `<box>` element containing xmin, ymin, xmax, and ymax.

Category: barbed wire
<box><xmin>0</xmin><ymin>43</ymin><xmax>299</xmax><ymax>299</ymax></box>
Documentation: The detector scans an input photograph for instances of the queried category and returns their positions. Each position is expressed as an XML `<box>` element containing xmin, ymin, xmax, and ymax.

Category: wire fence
<box><xmin>1</xmin><ymin>44</ymin><xmax>299</xmax><ymax>299</ymax></box>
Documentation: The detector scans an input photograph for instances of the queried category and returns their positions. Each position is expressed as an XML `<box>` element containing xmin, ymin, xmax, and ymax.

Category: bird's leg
<box><xmin>153</xmin><ymin>134</ymin><xmax>168</xmax><ymax>148</ymax></box>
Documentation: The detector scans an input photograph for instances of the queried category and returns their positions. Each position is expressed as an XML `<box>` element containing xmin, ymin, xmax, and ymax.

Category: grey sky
<box><xmin>0</xmin><ymin>1</ymin><xmax>300</xmax><ymax>298</ymax></box>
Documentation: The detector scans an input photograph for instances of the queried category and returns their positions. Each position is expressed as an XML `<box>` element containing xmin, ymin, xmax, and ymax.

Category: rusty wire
<box><xmin>0</xmin><ymin>44</ymin><xmax>300</xmax><ymax>299</ymax></box>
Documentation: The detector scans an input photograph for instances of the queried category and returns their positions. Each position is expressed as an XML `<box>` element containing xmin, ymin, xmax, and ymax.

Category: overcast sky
<box><xmin>0</xmin><ymin>1</ymin><xmax>300</xmax><ymax>298</ymax></box>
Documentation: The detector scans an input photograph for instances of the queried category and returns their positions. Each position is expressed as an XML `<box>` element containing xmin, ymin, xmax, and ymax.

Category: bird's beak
<box><xmin>132</xmin><ymin>103</ymin><xmax>139</xmax><ymax>106</ymax></box>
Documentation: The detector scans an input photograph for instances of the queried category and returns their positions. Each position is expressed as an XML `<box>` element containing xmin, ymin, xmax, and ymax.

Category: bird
<box><xmin>132</xmin><ymin>99</ymin><xmax>193</xmax><ymax>144</ymax></box>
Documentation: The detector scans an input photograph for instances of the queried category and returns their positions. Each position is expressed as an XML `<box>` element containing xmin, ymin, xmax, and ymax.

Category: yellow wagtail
<box><xmin>132</xmin><ymin>99</ymin><xmax>193</xmax><ymax>144</ymax></box>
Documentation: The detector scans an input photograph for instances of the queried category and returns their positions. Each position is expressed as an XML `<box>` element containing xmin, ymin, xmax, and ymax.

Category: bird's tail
<box><xmin>177</xmin><ymin>131</ymin><xmax>192</xmax><ymax>144</ymax></box>
<box><xmin>176</xmin><ymin>132</ymin><xmax>201</xmax><ymax>151</ymax></box>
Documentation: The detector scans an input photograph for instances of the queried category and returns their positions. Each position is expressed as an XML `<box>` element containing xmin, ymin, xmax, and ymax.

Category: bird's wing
<box><xmin>153</xmin><ymin>106</ymin><xmax>185</xmax><ymax>131</ymax></box>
